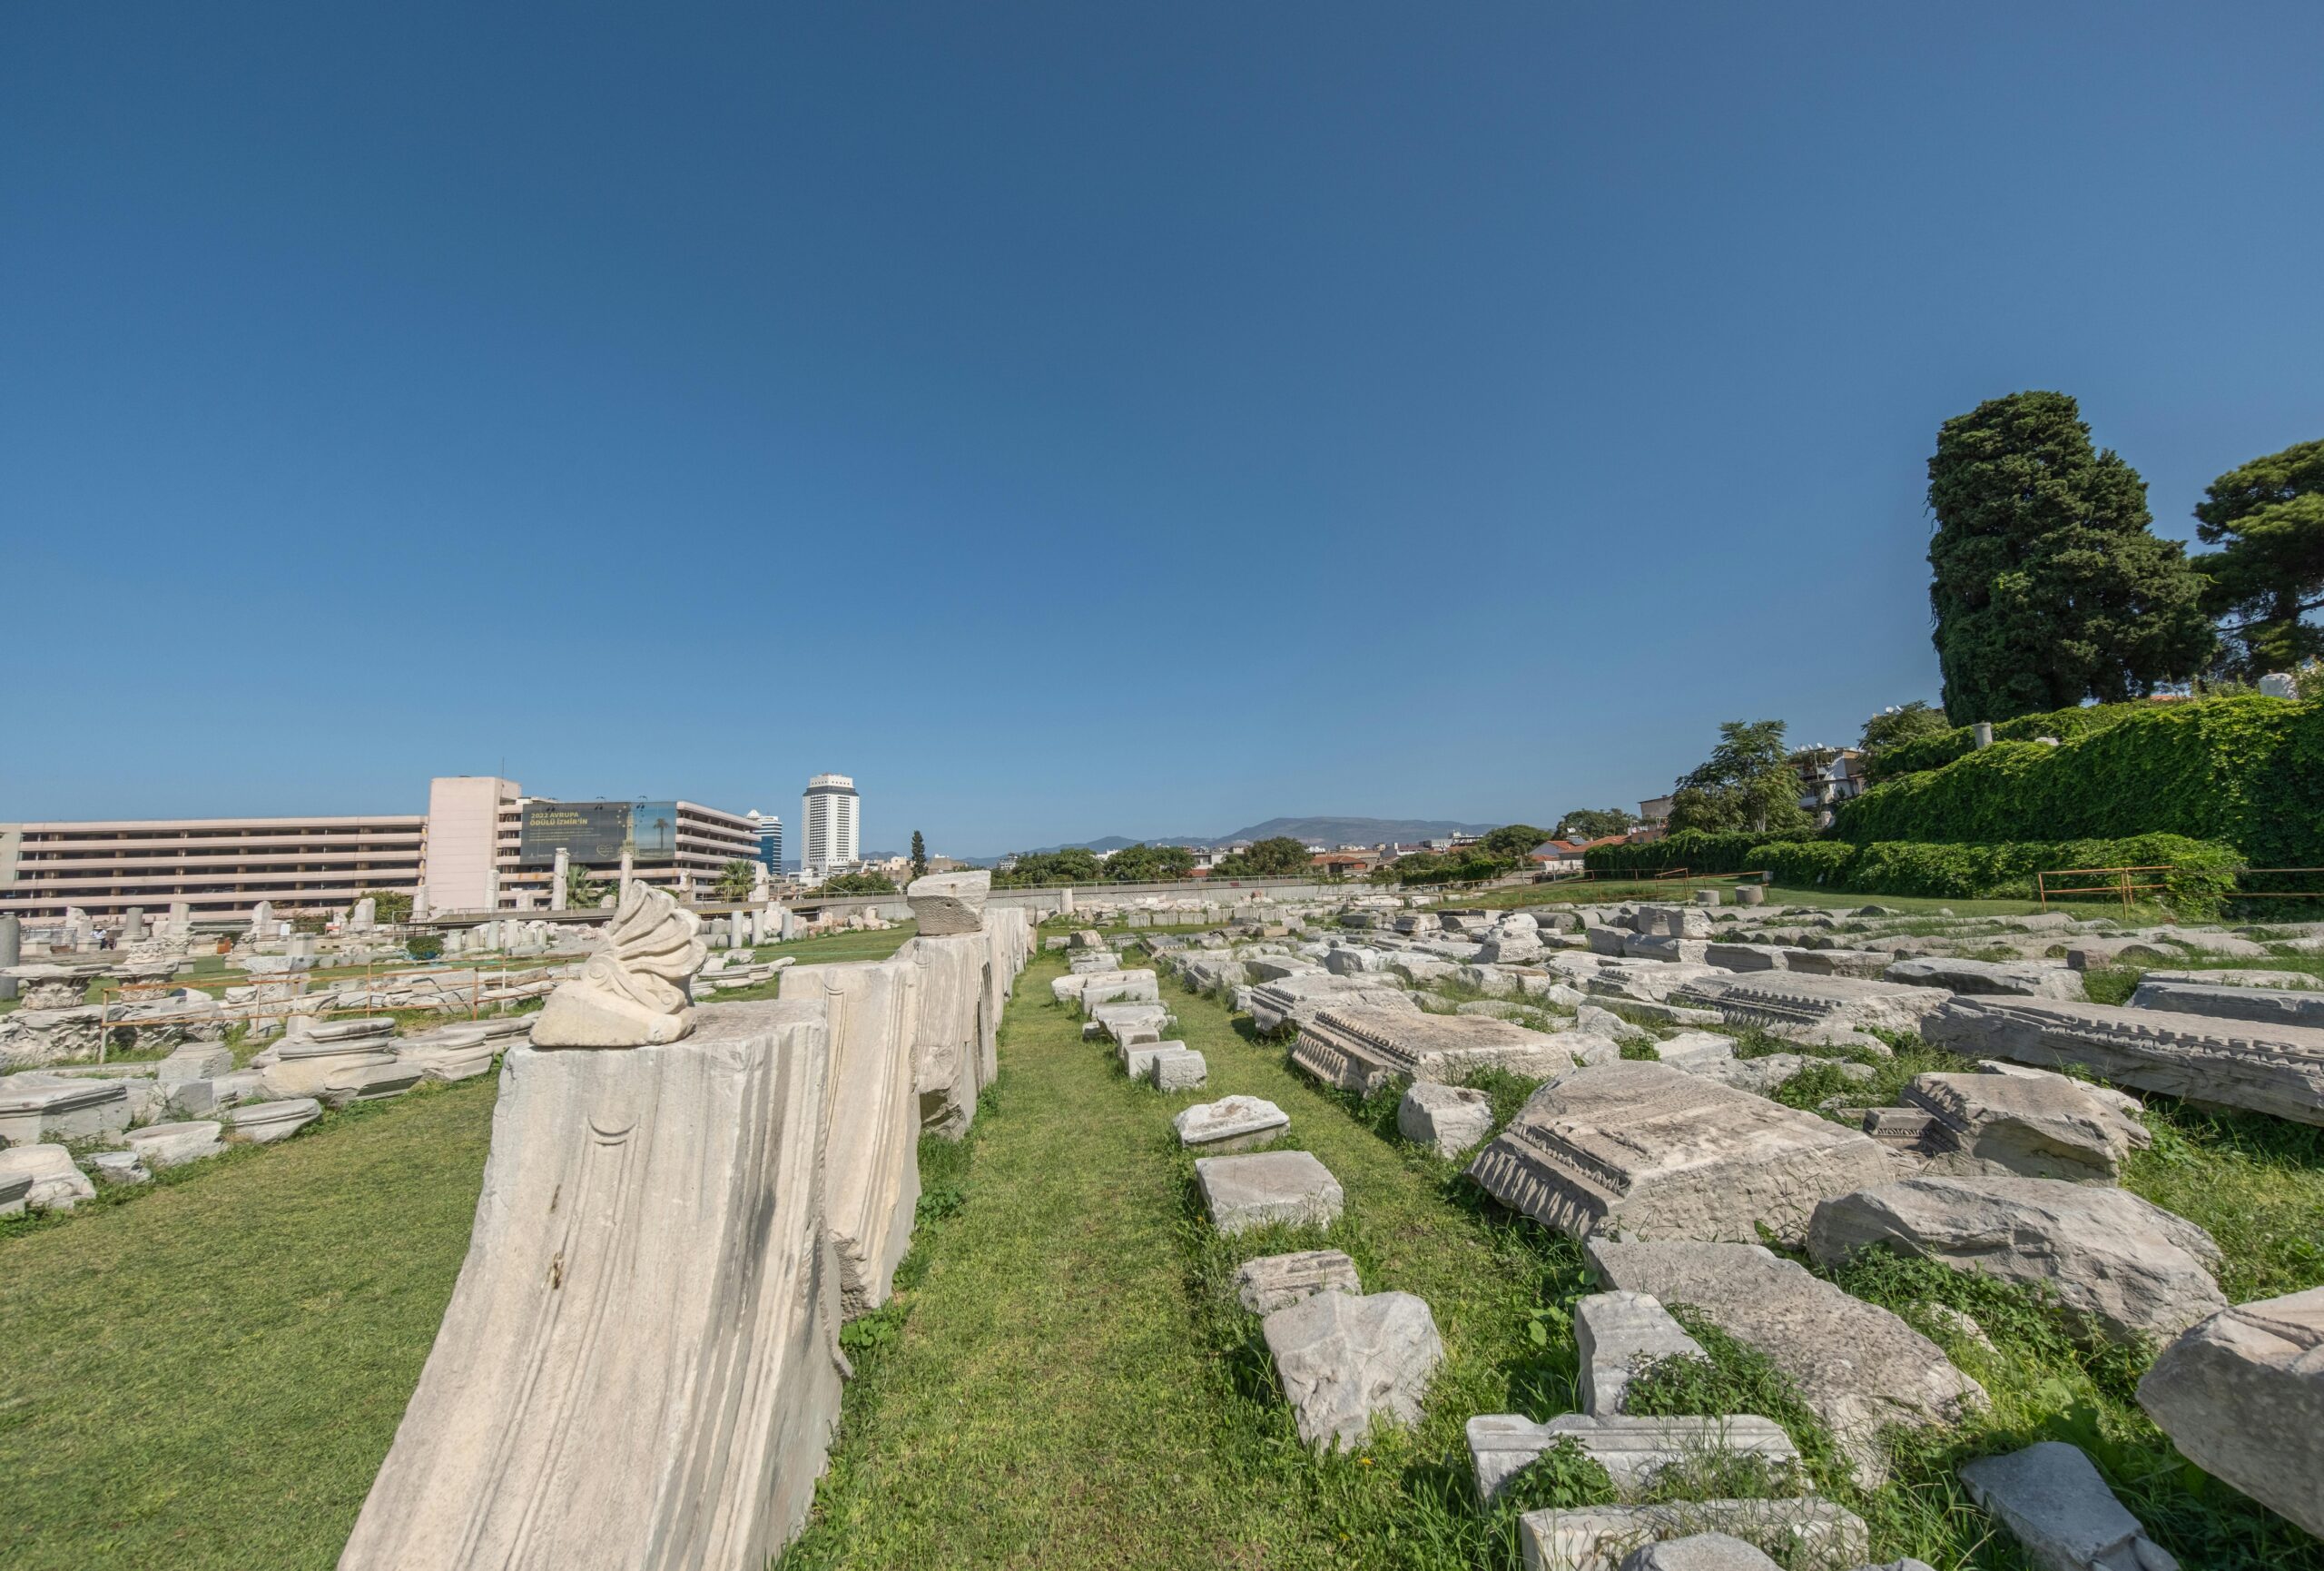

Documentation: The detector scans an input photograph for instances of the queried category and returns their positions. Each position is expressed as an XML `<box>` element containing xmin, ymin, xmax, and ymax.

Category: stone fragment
<box><xmin>226</xmin><ymin>1097</ymin><xmax>322</xmax><ymax>1143</ymax></box>
<box><xmin>1176</xmin><ymin>1095</ymin><xmax>1289</xmax><ymax>1151</ymax></box>
<box><xmin>1616</xmin><ymin>1534</ymin><xmax>1780</xmax><ymax>1571</ymax></box>
<box><xmin>86</xmin><ymin>1148</ymin><xmax>149</xmax><ymax>1183</ymax></box>
<box><xmin>904</xmin><ymin>869</ymin><xmax>990</xmax><ymax>934</ymax></box>
<box><xmin>1262</xmin><ymin>1289</ymin><xmax>1443</xmax><ymax>1450</ymax></box>
<box><xmin>1586</xmin><ymin>1240</ymin><xmax>1984</xmax><ymax>1483</ymax></box>
<box><xmin>1650</xmin><ymin>1032</ymin><xmax>1736</xmax><ymax>1071</ymax></box>
<box><xmin>1293</xmin><ymin>1004</ymin><xmax>1577</xmax><ymax>1093</ymax></box>
<box><xmin>156</xmin><ymin>1043</ymin><xmax>236</xmax><ymax>1083</ymax></box>
<box><xmin>1577</xmin><ymin>1290</ymin><xmax>1706</xmax><ymax>1417</ymax></box>
<box><xmin>1147</xmin><ymin>1046</ymin><xmax>1207</xmax><ymax>1090</ymax></box>
<box><xmin>0</xmin><ymin>1169</ymin><xmax>31</xmax><ymax>1215</ymax></box>
<box><xmin>125</xmin><ymin>1119</ymin><xmax>225</xmax><ymax>1169</ymax></box>
<box><xmin>1467</xmin><ymin>1062</ymin><xmax>1894</xmax><ymax>1246</ymax></box>
<box><xmin>1674</xmin><ymin>973</ymin><xmax>1950</xmax><ymax>1038</ymax></box>
<box><xmin>1958</xmin><ymin>1441</ymin><xmax>2180</xmax><ymax>1571</ymax></box>
<box><xmin>1808</xmin><ymin>1177</ymin><xmax>2224</xmax><ymax>1345</ymax></box>
<box><xmin>1196</xmin><ymin>1150</ymin><xmax>1345</xmax><ymax>1234</ymax></box>
<box><xmin>1398</xmin><ymin>1081</ymin><xmax>1494</xmax><ymax>1156</ymax></box>
<box><xmin>1517</xmin><ymin>1497</ymin><xmax>1869</xmax><ymax>1571</ymax></box>
<box><xmin>1885</xmin><ymin>957</ymin><xmax>2088</xmax><ymax>1000</ymax></box>
<box><xmin>0</xmin><ymin>1076</ymin><xmax>132</xmax><ymax>1143</ymax></box>
<box><xmin>1078</xmin><ymin>969</ymin><xmax>1161</xmax><ymax>1010</ymax></box>
<box><xmin>337</xmin><ymin>1000</ymin><xmax>845</xmax><ymax>1571</ymax></box>
<box><xmin>1235</xmin><ymin>1249</ymin><xmax>1361</xmax><ymax>1313</ymax></box>
<box><xmin>0</xmin><ymin>1143</ymin><xmax>95</xmax><ymax>1210</ymax></box>
<box><xmin>1247</xmin><ymin>974</ymin><xmax>1417</xmax><ymax>1033</ymax></box>
<box><xmin>2129</xmin><ymin>978</ymin><xmax>2324</xmax><ymax>1029</ymax></box>
<box><xmin>2136</xmin><ymin>1288</ymin><xmax>2324</xmax><ymax>1538</ymax></box>
<box><xmin>1923</xmin><ymin>996</ymin><xmax>2324</xmax><ymax>1127</ymax></box>
<box><xmin>1578</xmin><ymin>1004</ymin><xmax>1651</xmax><ymax>1042</ymax></box>
<box><xmin>1467</xmin><ymin>1412</ymin><xmax>1798</xmax><ymax>1502</ymax></box>
<box><xmin>1897</xmin><ymin>1070</ymin><xmax>2144</xmax><ymax>1182</ymax></box>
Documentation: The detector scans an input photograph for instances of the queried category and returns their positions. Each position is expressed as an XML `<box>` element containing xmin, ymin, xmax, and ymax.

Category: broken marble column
<box><xmin>1466</xmin><ymin>1062</ymin><xmax>1894</xmax><ymax>1247</ymax></box>
<box><xmin>905</xmin><ymin>934</ymin><xmax>991</xmax><ymax>1137</ymax></box>
<box><xmin>0</xmin><ymin>1077</ymin><xmax>132</xmax><ymax>1143</ymax></box>
<box><xmin>788</xmin><ymin>953</ymin><xmax>923</xmax><ymax>1316</ymax></box>
<box><xmin>226</xmin><ymin>1097</ymin><xmax>322</xmax><ymax>1143</ymax></box>
<box><xmin>2136</xmin><ymin>1288</ymin><xmax>2324</xmax><ymax>1538</ymax></box>
<box><xmin>336</xmin><ymin>998</ymin><xmax>845</xmax><ymax>1571</ymax></box>
<box><xmin>0</xmin><ymin>914</ymin><xmax>18</xmax><ymax>1001</ymax></box>
<box><xmin>1263</xmin><ymin>1289</ymin><xmax>1443</xmax><ymax>1450</ymax></box>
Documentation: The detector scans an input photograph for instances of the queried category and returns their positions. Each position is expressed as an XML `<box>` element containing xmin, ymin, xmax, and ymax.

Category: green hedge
<box><xmin>1582</xmin><ymin>829</ymin><xmax>1815</xmax><ymax>877</ymax></box>
<box><xmin>1867</xmin><ymin>700</ymin><xmax>2159</xmax><ymax>781</ymax></box>
<box><xmin>1834</xmin><ymin>696</ymin><xmax>2324</xmax><ymax>867</ymax></box>
<box><xmin>1750</xmin><ymin>834</ymin><xmax>2241</xmax><ymax>914</ymax></box>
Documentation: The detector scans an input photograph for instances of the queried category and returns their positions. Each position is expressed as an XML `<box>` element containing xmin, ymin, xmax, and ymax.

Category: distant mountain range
<box><xmin>1001</xmin><ymin>815</ymin><xmax>1507</xmax><ymax>858</ymax></box>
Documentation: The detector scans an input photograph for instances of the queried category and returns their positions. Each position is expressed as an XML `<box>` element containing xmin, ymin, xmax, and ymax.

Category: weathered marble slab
<box><xmin>1293</xmin><ymin>1005</ymin><xmax>1580</xmax><ymax>1095</ymax></box>
<box><xmin>1924</xmin><ymin>996</ymin><xmax>2324</xmax><ymax>1127</ymax></box>
<box><xmin>1466</xmin><ymin>1062</ymin><xmax>1893</xmax><ymax>1246</ymax></box>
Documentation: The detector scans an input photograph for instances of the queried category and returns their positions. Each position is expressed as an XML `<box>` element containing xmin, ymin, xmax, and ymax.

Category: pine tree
<box><xmin>2192</xmin><ymin>438</ymin><xmax>2324</xmax><ymax>677</ymax></box>
<box><xmin>1927</xmin><ymin>391</ymin><xmax>2212</xmax><ymax>723</ymax></box>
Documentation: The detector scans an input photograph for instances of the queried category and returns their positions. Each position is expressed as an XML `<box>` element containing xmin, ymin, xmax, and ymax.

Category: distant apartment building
<box><xmin>747</xmin><ymin>810</ymin><xmax>783</xmax><ymax>873</ymax></box>
<box><xmin>800</xmin><ymin>774</ymin><xmax>861</xmax><ymax>873</ymax></box>
<box><xmin>0</xmin><ymin>814</ymin><xmax>426</xmax><ymax>923</ymax></box>
<box><xmin>1792</xmin><ymin>747</ymin><xmax>1867</xmax><ymax>829</ymax></box>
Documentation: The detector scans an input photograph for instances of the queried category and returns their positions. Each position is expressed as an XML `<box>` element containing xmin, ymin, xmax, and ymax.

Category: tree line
<box><xmin>1927</xmin><ymin>392</ymin><xmax>2320</xmax><ymax>723</ymax></box>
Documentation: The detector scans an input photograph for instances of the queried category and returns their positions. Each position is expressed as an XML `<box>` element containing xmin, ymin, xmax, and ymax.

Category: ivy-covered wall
<box><xmin>1834</xmin><ymin>697</ymin><xmax>2324</xmax><ymax>867</ymax></box>
<box><xmin>1750</xmin><ymin>834</ymin><xmax>2241</xmax><ymax>914</ymax></box>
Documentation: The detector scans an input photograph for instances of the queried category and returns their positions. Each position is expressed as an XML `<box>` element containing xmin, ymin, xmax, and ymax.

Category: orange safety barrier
<box><xmin>2034</xmin><ymin>865</ymin><xmax>2172</xmax><ymax>913</ymax></box>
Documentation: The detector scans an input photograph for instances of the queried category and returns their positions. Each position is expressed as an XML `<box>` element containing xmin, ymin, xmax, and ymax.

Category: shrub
<box><xmin>1582</xmin><ymin>829</ymin><xmax>1813</xmax><ymax>877</ymax></box>
<box><xmin>405</xmin><ymin>934</ymin><xmax>444</xmax><ymax>962</ymax></box>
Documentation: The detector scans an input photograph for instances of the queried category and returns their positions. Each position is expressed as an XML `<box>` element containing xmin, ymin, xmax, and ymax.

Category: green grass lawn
<box><xmin>1469</xmin><ymin>881</ymin><xmax>2159</xmax><ymax>920</ymax></box>
<box><xmin>0</xmin><ymin>1079</ymin><xmax>496</xmax><ymax>1570</ymax></box>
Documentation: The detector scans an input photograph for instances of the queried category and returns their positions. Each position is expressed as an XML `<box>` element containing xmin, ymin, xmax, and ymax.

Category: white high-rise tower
<box><xmin>801</xmin><ymin>775</ymin><xmax>859</xmax><ymax>873</ymax></box>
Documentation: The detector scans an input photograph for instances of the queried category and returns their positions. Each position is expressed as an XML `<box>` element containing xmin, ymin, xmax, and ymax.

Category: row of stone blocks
<box><xmin>338</xmin><ymin>891</ymin><xmax>1035</xmax><ymax>1571</ymax></box>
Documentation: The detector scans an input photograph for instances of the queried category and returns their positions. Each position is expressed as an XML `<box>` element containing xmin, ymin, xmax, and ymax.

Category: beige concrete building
<box><xmin>1</xmin><ymin>776</ymin><xmax>762</xmax><ymax>924</ymax></box>
<box><xmin>0</xmin><ymin>814</ymin><xmax>426</xmax><ymax>922</ymax></box>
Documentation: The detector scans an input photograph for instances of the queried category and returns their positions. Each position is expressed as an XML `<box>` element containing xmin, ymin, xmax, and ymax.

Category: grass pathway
<box><xmin>787</xmin><ymin>952</ymin><xmax>1582</xmax><ymax>1569</ymax></box>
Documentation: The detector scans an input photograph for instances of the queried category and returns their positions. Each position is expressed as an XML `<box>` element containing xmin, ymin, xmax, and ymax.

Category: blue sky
<box><xmin>5</xmin><ymin>3</ymin><xmax>2319</xmax><ymax>856</ymax></box>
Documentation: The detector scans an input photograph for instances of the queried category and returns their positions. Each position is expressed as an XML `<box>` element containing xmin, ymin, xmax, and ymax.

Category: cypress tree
<box><xmin>1927</xmin><ymin>390</ymin><xmax>2212</xmax><ymax>723</ymax></box>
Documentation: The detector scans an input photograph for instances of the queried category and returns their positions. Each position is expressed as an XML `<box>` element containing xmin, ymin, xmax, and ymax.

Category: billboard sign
<box><xmin>518</xmin><ymin>801</ymin><xmax>681</xmax><ymax>867</ymax></box>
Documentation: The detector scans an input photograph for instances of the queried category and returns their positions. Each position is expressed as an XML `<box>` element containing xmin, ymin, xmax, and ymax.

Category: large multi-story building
<box><xmin>0</xmin><ymin>776</ymin><xmax>759</xmax><ymax>924</ymax></box>
<box><xmin>0</xmin><ymin>814</ymin><xmax>426</xmax><ymax>923</ymax></box>
<box><xmin>747</xmin><ymin>810</ymin><xmax>783</xmax><ymax>874</ymax></box>
<box><xmin>424</xmin><ymin>778</ymin><xmax>761</xmax><ymax>914</ymax></box>
<box><xmin>800</xmin><ymin>774</ymin><xmax>860</xmax><ymax>873</ymax></box>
